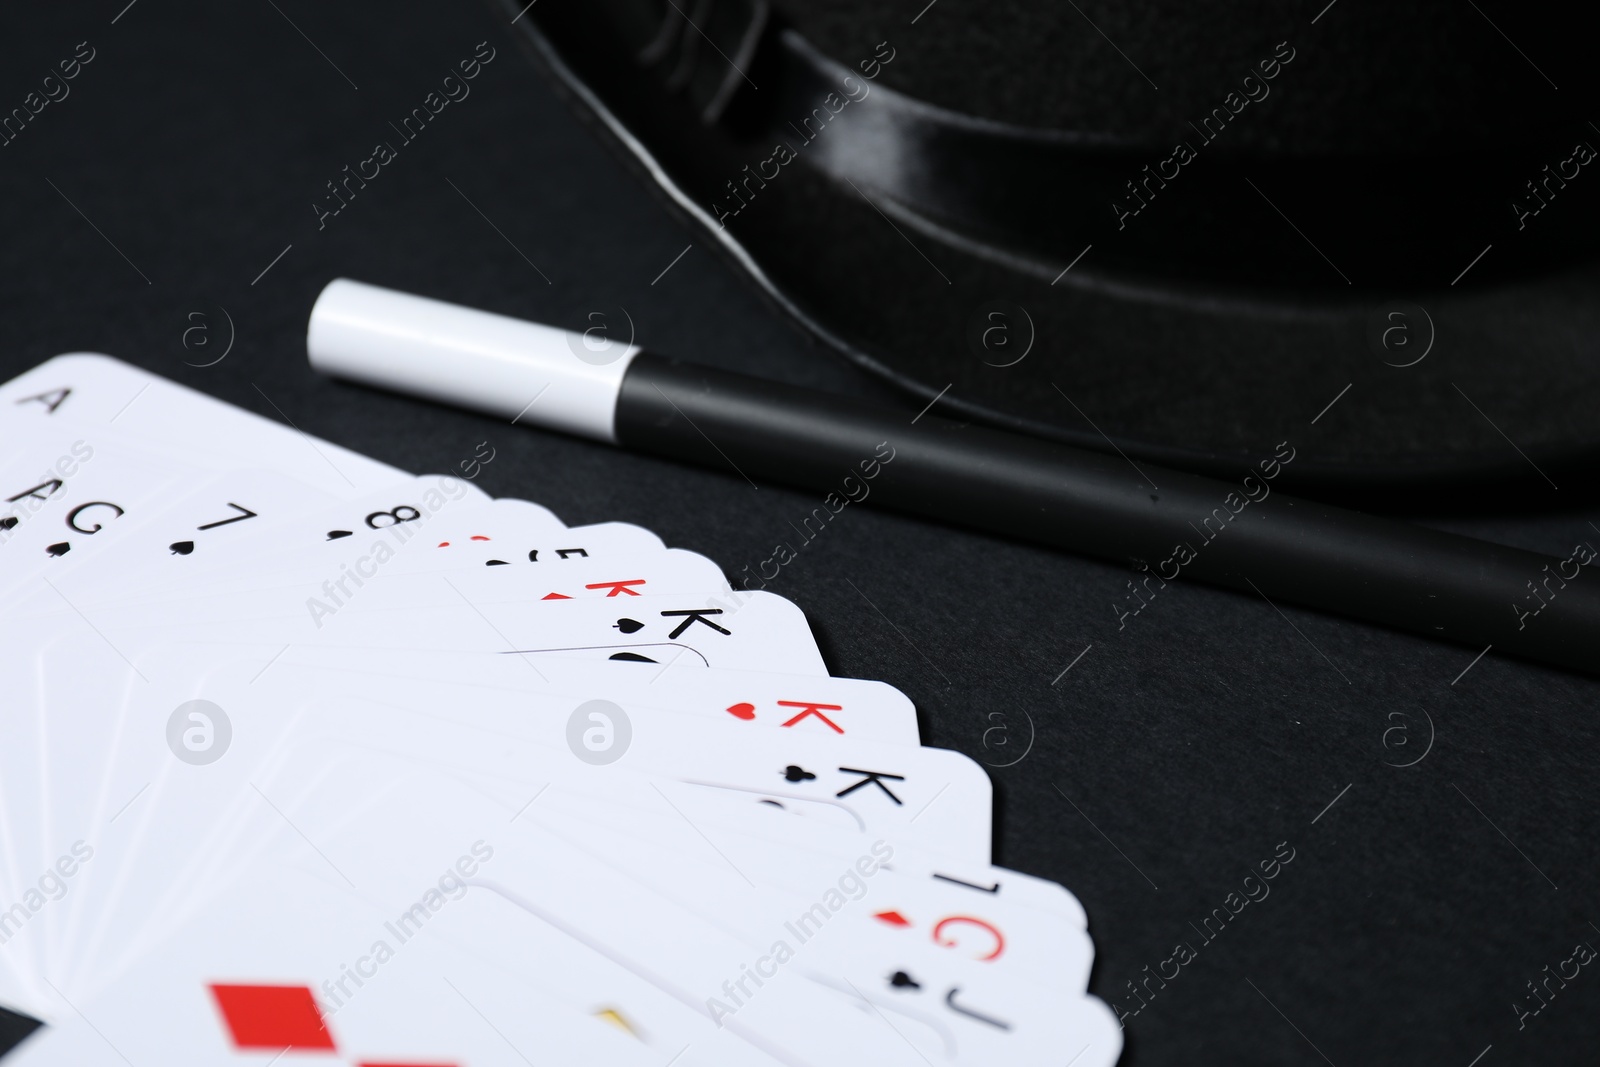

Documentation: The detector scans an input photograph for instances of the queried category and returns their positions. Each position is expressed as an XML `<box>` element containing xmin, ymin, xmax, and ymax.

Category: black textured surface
<box><xmin>2</xmin><ymin>3</ymin><xmax>1598</xmax><ymax>1064</ymax></box>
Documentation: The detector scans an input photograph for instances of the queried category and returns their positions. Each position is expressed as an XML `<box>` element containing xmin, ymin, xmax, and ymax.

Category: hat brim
<box><xmin>499</xmin><ymin>0</ymin><xmax>1600</xmax><ymax>498</ymax></box>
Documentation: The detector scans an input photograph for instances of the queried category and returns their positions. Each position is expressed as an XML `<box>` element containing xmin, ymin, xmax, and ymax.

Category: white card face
<box><xmin>14</xmin><ymin>469</ymin><xmax>339</xmax><ymax>610</ymax></box>
<box><xmin>502</xmin><ymin>803</ymin><xmax>1113</xmax><ymax>1064</ymax></box>
<box><xmin>269</xmin><ymin>491</ymin><xmax>562</xmax><ymax>560</ymax></box>
<box><xmin>29</xmin><ymin>581</ymin><xmax>827</xmax><ymax>675</ymax></box>
<box><xmin>341</xmin><ymin>758</ymin><xmax>1090</xmax><ymax>998</ymax></box>
<box><xmin>305</xmin><ymin>752</ymin><xmax>1113</xmax><ymax>1066</ymax></box>
<box><xmin>0</xmin><ymin>427</ymin><xmax>202</xmax><ymax>597</ymax></box>
<box><xmin>266</xmin><ymin>759</ymin><xmax>803</xmax><ymax>1067</ymax></box>
<box><xmin>55</xmin><ymin>656</ymin><xmax>983</xmax><ymax>996</ymax></box>
<box><xmin>13</xmin><ymin>586</ymin><xmax>832</xmax><ymax>989</ymax></box>
<box><xmin>373</xmin><ymin>500</ymin><xmax>666</xmax><ymax>576</ymax></box>
<box><xmin>450</xmin><ymin>776</ymin><xmax>1090</xmax><ymax>991</ymax></box>
<box><xmin>5</xmin><ymin>860</ymin><xmax>666</xmax><ymax>1065</ymax></box>
<box><xmin>103</xmin><ymin>533</ymin><xmax>715</xmax><ymax>618</ymax></box>
<box><xmin>269</xmin><ymin>696</ymin><xmax>961</xmax><ymax>846</ymax></box>
<box><xmin>263</xmin><ymin>644</ymin><xmax>921</xmax><ymax>744</ymax></box>
<box><xmin>0</xmin><ymin>354</ymin><xmax>407</xmax><ymax>496</ymax></box>
<box><xmin>0</xmin><ymin>426</ymin><xmax>100</xmax><ymax>547</ymax></box>
<box><xmin>67</xmin><ymin>516</ymin><xmax>679</xmax><ymax>622</ymax></box>
<box><xmin>0</xmin><ymin>349</ymin><xmax>1128</xmax><ymax>1066</ymax></box>
<box><xmin>0</xmin><ymin>645</ymin><xmax>52</xmax><ymax>1015</ymax></box>
<box><xmin>231</xmin><ymin>750</ymin><xmax>1057</xmax><ymax>1066</ymax></box>
<box><xmin>50</xmin><ymin>475</ymin><xmax>497</xmax><ymax>605</ymax></box>
<box><xmin>522</xmin><ymin>774</ymin><xmax>1087</xmax><ymax>924</ymax></box>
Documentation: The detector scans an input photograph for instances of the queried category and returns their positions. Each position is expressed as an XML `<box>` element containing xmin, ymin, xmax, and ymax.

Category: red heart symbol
<box><xmin>726</xmin><ymin>702</ymin><xmax>757</xmax><ymax>721</ymax></box>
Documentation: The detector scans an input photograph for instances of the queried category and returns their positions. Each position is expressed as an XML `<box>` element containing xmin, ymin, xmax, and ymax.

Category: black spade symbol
<box><xmin>889</xmin><ymin>971</ymin><xmax>921</xmax><ymax>991</ymax></box>
<box><xmin>326</xmin><ymin>529</ymin><xmax>354</xmax><ymax>541</ymax></box>
<box><xmin>759</xmin><ymin>799</ymin><xmax>786</xmax><ymax>808</ymax></box>
<box><xmin>169</xmin><ymin>540</ymin><xmax>195</xmax><ymax>556</ymax></box>
<box><xmin>0</xmin><ymin>516</ymin><xmax>17</xmax><ymax>531</ymax></box>
<box><xmin>614</xmin><ymin>618</ymin><xmax>645</xmax><ymax>634</ymax></box>
<box><xmin>783</xmin><ymin>765</ymin><xmax>817</xmax><ymax>783</ymax></box>
<box><xmin>485</xmin><ymin>559</ymin><xmax>509</xmax><ymax>566</ymax></box>
<box><xmin>609</xmin><ymin>652</ymin><xmax>657</xmax><ymax>663</ymax></box>
<box><xmin>46</xmin><ymin>542</ymin><xmax>71</xmax><ymax>557</ymax></box>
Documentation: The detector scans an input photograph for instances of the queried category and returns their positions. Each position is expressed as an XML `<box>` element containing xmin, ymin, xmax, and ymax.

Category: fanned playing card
<box><xmin>0</xmin><ymin>355</ymin><xmax>1118</xmax><ymax>1066</ymax></box>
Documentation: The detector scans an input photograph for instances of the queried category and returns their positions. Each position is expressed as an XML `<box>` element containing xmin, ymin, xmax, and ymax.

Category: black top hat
<box><xmin>498</xmin><ymin>0</ymin><xmax>1600</xmax><ymax>494</ymax></box>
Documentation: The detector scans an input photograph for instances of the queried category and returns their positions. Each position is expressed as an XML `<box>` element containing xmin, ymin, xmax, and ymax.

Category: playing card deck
<box><xmin>0</xmin><ymin>355</ymin><xmax>1120</xmax><ymax>1065</ymax></box>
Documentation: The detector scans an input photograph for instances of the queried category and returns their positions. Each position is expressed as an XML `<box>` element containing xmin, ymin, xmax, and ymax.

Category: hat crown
<box><xmin>770</xmin><ymin>0</ymin><xmax>1577</xmax><ymax>155</ymax></box>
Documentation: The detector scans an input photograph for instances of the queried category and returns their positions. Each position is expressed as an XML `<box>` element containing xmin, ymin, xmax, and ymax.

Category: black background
<box><xmin>2</xmin><ymin>2</ymin><xmax>1597</xmax><ymax>1064</ymax></box>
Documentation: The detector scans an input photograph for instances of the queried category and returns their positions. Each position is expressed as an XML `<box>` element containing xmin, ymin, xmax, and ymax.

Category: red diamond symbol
<box><xmin>209</xmin><ymin>983</ymin><xmax>337</xmax><ymax>1051</ymax></box>
<box><xmin>873</xmin><ymin>910</ymin><xmax>912</xmax><ymax>927</ymax></box>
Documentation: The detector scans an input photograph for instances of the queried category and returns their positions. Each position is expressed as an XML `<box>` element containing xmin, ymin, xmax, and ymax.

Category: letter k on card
<box><xmin>724</xmin><ymin>699</ymin><xmax>846</xmax><ymax>733</ymax></box>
